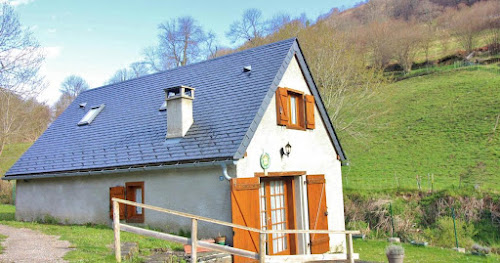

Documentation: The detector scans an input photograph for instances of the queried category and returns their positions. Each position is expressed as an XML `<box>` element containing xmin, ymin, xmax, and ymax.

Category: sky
<box><xmin>11</xmin><ymin>0</ymin><xmax>359</xmax><ymax>106</ymax></box>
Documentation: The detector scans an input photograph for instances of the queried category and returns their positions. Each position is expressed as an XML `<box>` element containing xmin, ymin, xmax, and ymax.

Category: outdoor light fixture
<box><xmin>280</xmin><ymin>142</ymin><xmax>292</xmax><ymax>157</ymax></box>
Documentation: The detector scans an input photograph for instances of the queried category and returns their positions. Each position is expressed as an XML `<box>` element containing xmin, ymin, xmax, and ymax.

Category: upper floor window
<box><xmin>276</xmin><ymin>87</ymin><xmax>315</xmax><ymax>130</ymax></box>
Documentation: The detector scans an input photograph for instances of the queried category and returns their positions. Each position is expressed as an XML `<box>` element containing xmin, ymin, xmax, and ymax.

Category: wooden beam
<box><xmin>254</xmin><ymin>171</ymin><xmax>307</xmax><ymax>177</ymax></box>
<box><xmin>113</xmin><ymin>200</ymin><xmax>121</xmax><ymax>263</ymax></box>
<box><xmin>259</xmin><ymin>232</ymin><xmax>267</xmax><ymax>262</ymax></box>
<box><xmin>119</xmin><ymin>223</ymin><xmax>260</xmax><ymax>260</ymax></box>
<box><xmin>191</xmin><ymin>219</ymin><xmax>198</xmax><ymax>263</ymax></box>
<box><xmin>112</xmin><ymin>198</ymin><xmax>261</xmax><ymax>233</ymax></box>
<box><xmin>266</xmin><ymin>253</ymin><xmax>359</xmax><ymax>262</ymax></box>
<box><xmin>347</xmin><ymin>233</ymin><xmax>354</xmax><ymax>263</ymax></box>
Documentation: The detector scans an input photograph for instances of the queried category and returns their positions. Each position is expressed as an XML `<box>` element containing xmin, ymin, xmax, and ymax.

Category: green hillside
<box><xmin>0</xmin><ymin>143</ymin><xmax>31</xmax><ymax>177</ymax></box>
<box><xmin>341</xmin><ymin>66</ymin><xmax>500</xmax><ymax>193</ymax></box>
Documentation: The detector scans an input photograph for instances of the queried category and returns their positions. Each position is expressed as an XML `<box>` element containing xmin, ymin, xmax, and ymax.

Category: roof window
<box><xmin>78</xmin><ymin>104</ymin><xmax>105</xmax><ymax>126</ymax></box>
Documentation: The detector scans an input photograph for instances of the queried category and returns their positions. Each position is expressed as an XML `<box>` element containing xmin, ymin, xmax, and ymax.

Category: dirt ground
<box><xmin>0</xmin><ymin>224</ymin><xmax>72</xmax><ymax>263</ymax></box>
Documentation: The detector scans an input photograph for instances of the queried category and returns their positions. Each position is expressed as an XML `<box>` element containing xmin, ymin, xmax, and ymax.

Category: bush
<box><xmin>0</xmin><ymin>181</ymin><xmax>14</xmax><ymax>204</ymax></box>
<box><xmin>423</xmin><ymin>217</ymin><xmax>476</xmax><ymax>248</ymax></box>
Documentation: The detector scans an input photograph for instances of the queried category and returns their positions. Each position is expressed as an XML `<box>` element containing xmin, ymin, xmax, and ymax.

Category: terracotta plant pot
<box><xmin>387</xmin><ymin>254</ymin><xmax>404</xmax><ymax>263</ymax></box>
<box><xmin>215</xmin><ymin>236</ymin><xmax>226</xmax><ymax>245</ymax></box>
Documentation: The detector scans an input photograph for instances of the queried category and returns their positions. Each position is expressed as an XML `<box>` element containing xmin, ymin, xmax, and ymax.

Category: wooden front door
<box><xmin>306</xmin><ymin>174</ymin><xmax>330</xmax><ymax>254</ymax></box>
<box><xmin>260</xmin><ymin>177</ymin><xmax>297</xmax><ymax>255</ymax></box>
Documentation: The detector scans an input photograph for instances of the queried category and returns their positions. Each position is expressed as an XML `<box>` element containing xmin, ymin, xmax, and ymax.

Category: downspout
<box><xmin>220</xmin><ymin>161</ymin><xmax>238</xmax><ymax>181</ymax></box>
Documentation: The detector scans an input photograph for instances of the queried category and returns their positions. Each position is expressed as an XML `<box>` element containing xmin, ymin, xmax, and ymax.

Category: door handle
<box><xmin>324</xmin><ymin>211</ymin><xmax>328</xmax><ymax>216</ymax></box>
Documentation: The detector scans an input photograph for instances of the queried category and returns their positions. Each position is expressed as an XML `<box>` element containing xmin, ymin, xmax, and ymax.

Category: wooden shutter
<box><xmin>305</xmin><ymin>95</ymin><xmax>315</xmax><ymax>129</ymax></box>
<box><xmin>109</xmin><ymin>186</ymin><xmax>125</xmax><ymax>220</ymax></box>
<box><xmin>231</xmin><ymin>177</ymin><xmax>261</xmax><ymax>263</ymax></box>
<box><xmin>276</xmin><ymin>87</ymin><xmax>289</xmax><ymax>126</ymax></box>
<box><xmin>306</xmin><ymin>174</ymin><xmax>330</xmax><ymax>254</ymax></box>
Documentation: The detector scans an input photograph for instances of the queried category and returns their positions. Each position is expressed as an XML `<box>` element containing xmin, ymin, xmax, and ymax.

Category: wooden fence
<box><xmin>112</xmin><ymin>198</ymin><xmax>360</xmax><ymax>263</ymax></box>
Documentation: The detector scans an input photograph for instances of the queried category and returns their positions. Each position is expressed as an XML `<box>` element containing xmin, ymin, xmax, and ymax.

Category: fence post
<box><xmin>389</xmin><ymin>203</ymin><xmax>395</xmax><ymax>237</ymax></box>
<box><xmin>346</xmin><ymin>233</ymin><xmax>354</xmax><ymax>263</ymax></box>
<box><xmin>191</xmin><ymin>219</ymin><xmax>198</xmax><ymax>263</ymax></box>
<box><xmin>259</xmin><ymin>232</ymin><xmax>266</xmax><ymax>262</ymax></box>
<box><xmin>113</xmin><ymin>200</ymin><xmax>121</xmax><ymax>262</ymax></box>
<box><xmin>452</xmin><ymin>207</ymin><xmax>459</xmax><ymax>249</ymax></box>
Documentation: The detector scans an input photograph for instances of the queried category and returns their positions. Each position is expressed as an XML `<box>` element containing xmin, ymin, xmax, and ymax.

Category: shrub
<box><xmin>0</xmin><ymin>181</ymin><xmax>14</xmax><ymax>204</ymax></box>
<box><xmin>423</xmin><ymin>217</ymin><xmax>476</xmax><ymax>248</ymax></box>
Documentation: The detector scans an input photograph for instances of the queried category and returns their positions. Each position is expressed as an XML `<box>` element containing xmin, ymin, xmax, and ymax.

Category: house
<box><xmin>4</xmin><ymin>38</ymin><xmax>348</xmax><ymax>259</ymax></box>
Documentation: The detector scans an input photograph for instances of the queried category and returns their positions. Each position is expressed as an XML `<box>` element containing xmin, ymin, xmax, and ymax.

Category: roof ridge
<box><xmin>81</xmin><ymin>38</ymin><xmax>298</xmax><ymax>95</ymax></box>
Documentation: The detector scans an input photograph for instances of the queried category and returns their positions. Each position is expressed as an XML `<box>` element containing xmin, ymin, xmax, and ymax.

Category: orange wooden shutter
<box><xmin>306</xmin><ymin>174</ymin><xmax>330</xmax><ymax>254</ymax></box>
<box><xmin>231</xmin><ymin>177</ymin><xmax>261</xmax><ymax>263</ymax></box>
<box><xmin>276</xmin><ymin>87</ymin><xmax>289</xmax><ymax>125</ymax></box>
<box><xmin>109</xmin><ymin>186</ymin><xmax>125</xmax><ymax>220</ymax></box>
<box><xmin>305</xmin><ymin>95</ymin><xmax>315</xmax><ymax>129</ymax></box>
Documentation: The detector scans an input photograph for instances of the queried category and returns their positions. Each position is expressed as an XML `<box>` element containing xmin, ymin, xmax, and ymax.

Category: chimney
<box><xmin>164</xmin><ymin>85</ymin><xmax>195</xmax><ymax>138</ymax></box>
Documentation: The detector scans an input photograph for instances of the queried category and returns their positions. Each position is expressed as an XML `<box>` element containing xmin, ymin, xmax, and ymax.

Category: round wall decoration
<box><xmin>260</xmin><ymin>152</ymin><xmax>271</xmax><ymax>170</ymax></box>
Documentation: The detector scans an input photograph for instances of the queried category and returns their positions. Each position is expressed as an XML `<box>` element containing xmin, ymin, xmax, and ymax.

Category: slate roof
<box><xmin>5</xmin><ymin>38</ymin><xmax>346</xmax><ymax>178</ymax></box>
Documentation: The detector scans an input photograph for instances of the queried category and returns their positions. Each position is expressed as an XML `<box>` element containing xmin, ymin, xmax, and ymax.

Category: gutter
<box><xmin>3</xmin><ymin>159</ymin><xmax>237</xmax><ymax>181</ymax></box>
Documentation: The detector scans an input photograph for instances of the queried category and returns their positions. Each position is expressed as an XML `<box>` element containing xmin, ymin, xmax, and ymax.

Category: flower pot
<box><xmin>215</xmin><ymin>236</ymin><xmax>226</xmax><ymax>245</ymax></box>
<box><xmin>387</xmin><ymin>254</ymin><xmax>404</xmax><ymax>263</ymax></box>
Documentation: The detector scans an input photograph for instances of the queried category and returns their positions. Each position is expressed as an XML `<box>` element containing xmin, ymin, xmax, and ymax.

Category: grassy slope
<box><xmin>0</xmin><ymin>205</ymin><xmax>182</xmax><ymax>262</ymax></box>
<box><xmin>355</xmin><ymin>239</ymin><xmax>500</xmax><ymax>263</ymax></box>
<box><xmin>341</xmin><ymin>67</ymin><xmax>500</xmax><ymax>193</ymax></box>
<box><xmin>0</xmin><ymin>143</ymin><xmax>31</xmax><ymax>177</ymax></box>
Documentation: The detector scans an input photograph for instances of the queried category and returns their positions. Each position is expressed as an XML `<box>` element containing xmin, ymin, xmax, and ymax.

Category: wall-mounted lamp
<box><xmin>280</xmin><ymin>142</ymin><xmax>292</xmax><ymax>157</ymax></box>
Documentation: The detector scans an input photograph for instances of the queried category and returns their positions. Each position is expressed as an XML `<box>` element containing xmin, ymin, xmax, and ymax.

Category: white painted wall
<box><xmin>15</xmin><ymin>166</ymin><xmax>234</xmax><ymax>243</ymax></box>
<box><xmin>236</xmin><ymin>56</ymin><xmax>346</xmax><ymax>253</ymax></box>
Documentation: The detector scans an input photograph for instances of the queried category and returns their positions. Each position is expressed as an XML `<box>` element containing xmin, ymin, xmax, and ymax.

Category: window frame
<box><xmin>78</xmin><ymin>104</ymin><xmax>105</xmax><ymax>126</ymax></box>
<box><xmin>125</xmin><ymin>181</ymin><xmax>145</xmax><ymax>223</ymax></box>
<box><xmin>285</xmin><ymin>88</ymin><xmax>305</xmax><ymax>130</ymax></box>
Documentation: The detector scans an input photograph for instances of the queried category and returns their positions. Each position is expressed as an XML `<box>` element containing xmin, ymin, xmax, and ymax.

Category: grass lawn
<box><xmin>355</xmin><ymin>239</ymin><xmax>500</xmax><ymax>263</ymax></box>
<box><xmin>341</xmin><ymin>67</ymin><xmax>500</xmax><ymax>194</ymax></box>
<box><xmin>0</xmin><ymin>204</ymin><xmax>183</xmax><ymax>262</ymax></box>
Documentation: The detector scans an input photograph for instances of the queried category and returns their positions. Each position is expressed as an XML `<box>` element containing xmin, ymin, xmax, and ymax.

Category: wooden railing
<box><xmin>112</xmin><ymin>198</ymin><xmax>360</xmax><ymax>263</ymax></box>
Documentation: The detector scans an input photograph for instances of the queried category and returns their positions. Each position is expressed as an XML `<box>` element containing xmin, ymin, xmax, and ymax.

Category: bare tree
<box><xmin>392</xmin><ymin>20</ymin><xmax>426</xmax><ymax>73</ymax></box>
<box><xmin>267</xmin><ymin>13</ymin><xmax>292</xmax><ymax>34</ymax></box>
<box><xmin>481</xmin><ymin>1</ymin><xmax>500</xmax><ymax>54</ymax></box>
<box><xmin>107</xmin><ymin>62</ymin><xmax>152</xmax><ymax>84</ymax></box>
<box><xmin>358</xmin><ymin>20</ymin><xmax>394</xmax><ymax>69</ymax></box>
<box><xmin>107</xmin><ymin>68</ymin><xmax>130</xmax><ymax>84</ymax></box>
<box><xmin>145</xmin><ymin>16</ymin><xmax>208</xmax><ymax>71</ymax></box>
<box><xmin>300</xmin><ymin>22</ymin><xmax>387</xmax><ymax>139</ymax></box>
<box><xmin>0</xmin><ymin>3</ymin><xmax>45</xmax><ymax>155</ymax></box>
<box><xmin>53</xmin><ymin>75</ymin><xmax>89</xmax><ymax>118</ymax></box>
<box><xmin>60</xmin><ymin>75</ymin><xmax>89</xmax><ymax>97</ymax></box>
<box><xmin>226</xmin><ymin>8</ymin><xmax>267</xmax><ymax>43</ymax></box>
<box><xmin>129</xmin><ymin>62</ymin><xmax>151</xmax><ymax>78</ymax></box>
<box><xmin>440</xmin><ymin>3</ymin><xmax>489</xmax><ymax>54</ymax></box>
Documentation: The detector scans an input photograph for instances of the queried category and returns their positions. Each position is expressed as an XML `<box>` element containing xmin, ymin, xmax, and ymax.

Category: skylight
<box><xmin>78</xmin><ymin>104</ymin><xmax>105</xmax><ymax>126</ymax></box>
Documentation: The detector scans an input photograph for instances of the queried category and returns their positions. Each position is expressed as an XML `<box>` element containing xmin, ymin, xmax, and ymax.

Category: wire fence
<box><xmin>393</xmin><ymin>60</ymin><xmax>500</xmax><ymax>80</ymax></box>
<box><xmin>342</xmin><ymin>172</ymin><xmax>491</xmax><ymax>193</ymax></box>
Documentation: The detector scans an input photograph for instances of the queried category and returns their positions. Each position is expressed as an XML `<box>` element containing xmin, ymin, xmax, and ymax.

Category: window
<box><xmin>78</xmin><ymin>104</ymin><xmax>105</xmax><ymax>126</ymax></box>
<box><xmin>288</xmin><ymin>92</ymin><xmax>302</xmax><ymax>129</ymax></box>
<box><xmin>109</xmin><ymin>181</ymin><xmax>144</xmax><ymax>223</ymax></box>
<box><xmin>276</xmin><ymin>87</ymin><xmax>315</xmax><ymax>130</ymax></box>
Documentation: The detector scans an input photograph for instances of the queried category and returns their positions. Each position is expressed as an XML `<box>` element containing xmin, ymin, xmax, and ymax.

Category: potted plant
<box><xmin>386</xmin><ymin>244</ymin><xmax>404</xmax><ymax>263</ymax></box>
<box><xmin>215</xmin><ymin>233</ymin><xmax>226</xmax><ymax>245</ymax></box>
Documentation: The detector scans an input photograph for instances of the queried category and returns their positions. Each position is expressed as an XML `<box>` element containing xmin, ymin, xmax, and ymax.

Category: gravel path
<box><xmin>0</xmin><ymin>224</ymin><xmax>72</xmax><ymax>263</ymax></box>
